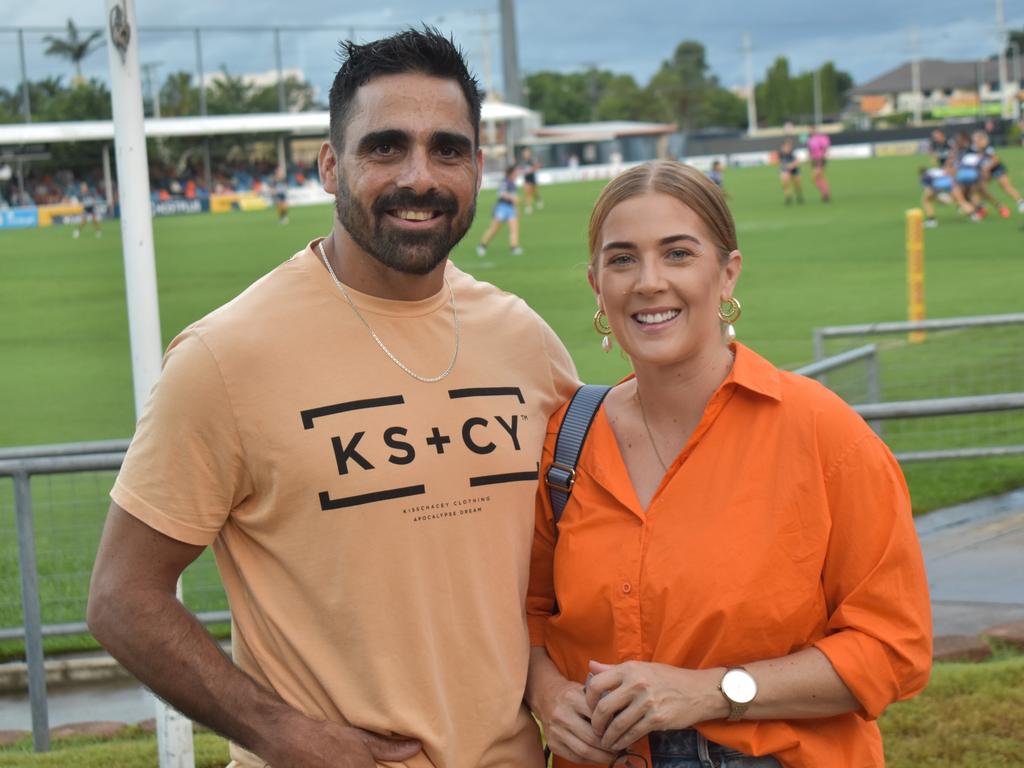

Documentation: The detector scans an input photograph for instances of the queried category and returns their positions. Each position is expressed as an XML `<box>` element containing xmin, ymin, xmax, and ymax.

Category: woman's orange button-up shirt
<box><xmin>528</xmin><ymin>343</ymin><xmax>932</xmax><ymax>768</ymax></box>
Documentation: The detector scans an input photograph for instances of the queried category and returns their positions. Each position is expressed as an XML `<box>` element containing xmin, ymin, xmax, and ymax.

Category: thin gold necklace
<box><xmin>633</xmin><ymin>350</ymin><xmax>736</xmax><ymax>473</ymax></box>
<box><xmin>317</xmin><ymin>239</ymin><xmax>459</xmax><ymax>383</ymax></box>
<box><xmin>634</xmin><ymin>386</ymin><xmax>669</xmax><ymax>472</ymax></box>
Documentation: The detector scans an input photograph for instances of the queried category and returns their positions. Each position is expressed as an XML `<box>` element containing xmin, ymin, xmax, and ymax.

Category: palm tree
<box><xmin>43</xmin><ymin>19</ymin><xmax>104</xmax><ymax>84</ymax></box>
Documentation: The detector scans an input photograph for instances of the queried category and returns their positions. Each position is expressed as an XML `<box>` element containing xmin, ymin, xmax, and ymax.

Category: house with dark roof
<box><xmin>849</xmin><ymin>59</ymin><xmax>1018</xmax><ymax>118</ymax></box>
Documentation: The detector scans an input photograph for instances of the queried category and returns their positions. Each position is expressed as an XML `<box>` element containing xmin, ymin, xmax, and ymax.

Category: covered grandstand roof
<box><xmin>0</xmin><ymin>101</ymin><xmax>537</xmax><ymax>146</ymax></box>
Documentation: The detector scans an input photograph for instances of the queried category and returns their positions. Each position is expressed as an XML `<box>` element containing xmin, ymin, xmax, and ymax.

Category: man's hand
<box><xmin>265</xmin><ymin>720</ymin><xmax>422</xmax><ymax>767</ymax></box>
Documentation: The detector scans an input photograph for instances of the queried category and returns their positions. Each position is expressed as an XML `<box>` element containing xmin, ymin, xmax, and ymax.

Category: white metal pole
<box><xmin>104</xmin><ymin>2</ymin><xmax>195</xmax><ymax>767</ymax></box>
<box><xmin>102</xmin><ymin>144</ymin><xmax>113</xmax><ymax>209</ymax></box>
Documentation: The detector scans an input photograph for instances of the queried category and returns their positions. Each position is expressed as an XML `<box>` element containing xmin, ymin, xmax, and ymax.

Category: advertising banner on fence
<box><xmin>42</xmin><ymin>203</ymin><xmax>113</xmax><ymax>226</ymax></box>
<box><xmin>37</xmin><ymin>203</ymin><xmax>84</xmax><ymax>227</ymax></box>
<box><xmin>0</xmin><ymin>207</ymin><xmax>39</xmax><ymax>229</ymax></box>
<box><xmin>152</xmin><ymin>198</ymin><xmax>208</xmax><ymax>217</ymax></box>
<box><xmin>210</xmin><ymin>192</ymin><xmax>271</xmax><ymax>214</ymax></box>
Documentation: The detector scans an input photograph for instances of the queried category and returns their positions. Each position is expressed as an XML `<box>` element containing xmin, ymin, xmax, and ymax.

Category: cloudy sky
<box><xmin>2</xmin><ymin>0</ymin><xmax>1022</xmax><ymax>103</ymax></box>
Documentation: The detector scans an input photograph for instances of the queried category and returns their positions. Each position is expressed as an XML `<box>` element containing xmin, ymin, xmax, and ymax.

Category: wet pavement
<box><xmin>0</xmin><ymin>678</ymin><xmax>155</xmax><ymax>730</ymax></box>
<box><xmin>917</xmin><ymin>488</ymin><xmax>1024</xmax><ymax>635</ymax></box>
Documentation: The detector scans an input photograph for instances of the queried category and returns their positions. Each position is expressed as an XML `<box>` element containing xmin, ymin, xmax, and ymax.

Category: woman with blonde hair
<box><xmin>525</xmin><ymin>161</ymin><xmax>931</xmax><ymax>768</ymax></box>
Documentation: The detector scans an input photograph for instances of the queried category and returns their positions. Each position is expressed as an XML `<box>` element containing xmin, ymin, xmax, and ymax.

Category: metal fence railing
<box><xmin>806</xmin><ymin>313</ymin><xmax>1024</xmax><ymax>514</ymax></box>
<box><xmin>0</xmin><ymin>449</ymin><xmax>228</xmax><ymax>752</ymax></box>
<box><xmin>3</xmin><ymin>326</ymin><xmax>1023</xmax><ymax>752</ymax></box>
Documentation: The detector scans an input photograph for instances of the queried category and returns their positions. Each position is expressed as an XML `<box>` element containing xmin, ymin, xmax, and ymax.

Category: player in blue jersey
<box><xmin>974</xmin><ymin>130</ymin><xmax>1024</xmax><ymax>217</ymax></box>
<box><xmin>476</xmin><ymin>165</ymin><xmax>523</xmax><ymax>256</ymax></box>
<box><xmin>951</xmin><ymin>132</ymin><xmax>989</xmax><ymax>219</ymax></box>
<box><xmin>707</xmin><ymin>159</ymin><xmax>727</xmax><ymax>193</ymax></box>
<box><xmin>919</xmin><ymin>167</ymin><xmax>957</xmax><ymax>227</ymax></box>
<box><xmin>273</xmin><ymin>170</ymin><xmax>289</xmax><ymax>225</ymax></box>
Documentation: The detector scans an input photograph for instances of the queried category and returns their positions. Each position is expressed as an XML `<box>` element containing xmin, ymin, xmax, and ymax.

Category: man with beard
<box><xmin>87</xmin><ymin>29</ymin><xmax>577</xmax><ymax>768</ymax></box>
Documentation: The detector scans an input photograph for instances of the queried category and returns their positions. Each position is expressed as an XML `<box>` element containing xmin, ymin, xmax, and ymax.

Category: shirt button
<box><xmin>622</xmin><ymin>582</ymin><xmax>632</xmax><ymax>594</ymax></box>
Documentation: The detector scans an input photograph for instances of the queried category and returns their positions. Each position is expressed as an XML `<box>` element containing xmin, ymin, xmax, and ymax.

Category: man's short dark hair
<box><xmin>329</xmin><ymin>27</ymin><xmax>483</xmax><ymax>150</ymax></box>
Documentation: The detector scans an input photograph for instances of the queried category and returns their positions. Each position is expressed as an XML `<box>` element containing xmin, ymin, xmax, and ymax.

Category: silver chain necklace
<box><xmin>317</xmin><ymin>239</ymin><xmax>459</xmax><ymax>383</ymax></box>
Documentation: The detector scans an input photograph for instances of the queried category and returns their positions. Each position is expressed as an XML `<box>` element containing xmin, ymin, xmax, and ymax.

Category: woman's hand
<box><xmin>527</xmin><ymin>647</ymin><xmax>618</xmax><ymax>765</ymax></box>
<box><xmin>584</xmin><ymin>660</ymin><xmax>723</xmax><ymax>752</ymax></box>
<box><xmin>538</xmin><ymin>678</ymin><xmax>620</xmax><ymax>764</ymax></box>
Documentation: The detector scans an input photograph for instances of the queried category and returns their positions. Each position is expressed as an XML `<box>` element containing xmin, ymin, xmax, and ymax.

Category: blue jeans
<box><xmin>649</xmin><ymin>730</ymin><xmax>781</xmax><ymax>768</ymax></box>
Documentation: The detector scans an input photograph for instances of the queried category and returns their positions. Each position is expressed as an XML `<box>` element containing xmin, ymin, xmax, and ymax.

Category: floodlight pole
<box><xmin>743</xmin><ymin>32</ymin><xmax>757</xmax><ymax>135</ymax></box>
<box><xmin>996</xmin><ymin>0</ymin><xmax>1010</xmax><ymax>118</ymax></box>
<box><xmin>910</xmin><ymin>27</ymin><xmax>922</xmax><ymax>125</ymax></box>
<box><xmin>499</xmin><ymin>0</ymin><xmax>523</xmax><ymax>105</ymax></box>
<box><xmin>18</xmin><ymin>29</ymin><xmax>31</xmax><ymax>122</ymax></box>
<box><xmin>104</xmin><ymin>2</ymin><xmax>196</xmax><ymax>766</ymax></box>
<box><xmin>812</xmin><ymin>67</ymin><xmax>822</xmax><ymax>127</ymax></box>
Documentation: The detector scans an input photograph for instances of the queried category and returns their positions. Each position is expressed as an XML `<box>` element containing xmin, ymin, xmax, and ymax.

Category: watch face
<box><xmin>722</xmin><ymin>669</ymin><xmax>757</xmax><ymax>704</ymax></box>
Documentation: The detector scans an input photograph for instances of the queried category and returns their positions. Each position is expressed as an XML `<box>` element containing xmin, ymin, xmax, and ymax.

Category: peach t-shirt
<box><xmin>113</xmin><ymin>241</ymin><xmax>578</xmax><ymax>767</ymax></box>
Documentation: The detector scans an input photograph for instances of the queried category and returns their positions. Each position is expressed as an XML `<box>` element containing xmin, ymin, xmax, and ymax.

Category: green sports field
<box><xmin>2</xmin><ymin>150</ymin><xmax>1023</xmax><ymax>484</ymax></box>
<box><xmin>1</xmin><ymin>151</ymin><xmax>1023</xmax><ymax>657</ymax></box>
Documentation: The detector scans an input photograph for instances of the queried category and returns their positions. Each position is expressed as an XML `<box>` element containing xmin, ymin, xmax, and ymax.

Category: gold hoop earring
<box><xmin>718</xmin><ymin>296</ymin><xmax>742</xmax><ymax>324</ymax></box>
<box><xmin>593</xmin><ymin>309</ymin><xmax>613</xmax><ymax>353</ymax></box>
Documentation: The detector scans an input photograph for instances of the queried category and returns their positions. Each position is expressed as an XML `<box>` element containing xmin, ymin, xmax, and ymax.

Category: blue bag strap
<box><xmin>545</xmin><ymin>384</ymin><xmax>612</xmax><ymax>532</ymax></box>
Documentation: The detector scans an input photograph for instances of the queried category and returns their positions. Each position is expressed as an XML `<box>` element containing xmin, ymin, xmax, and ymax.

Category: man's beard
<box><xmin>334</xmin><ymin>170</ymin><xmax>476</xmax><ymax>276</ymax></box>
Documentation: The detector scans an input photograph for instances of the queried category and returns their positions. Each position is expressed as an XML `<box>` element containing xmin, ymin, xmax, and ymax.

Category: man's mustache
<box><xmin>372</xmin><ymin>190</ymin><xmax>458</xmax><ymax>216</ymax></box>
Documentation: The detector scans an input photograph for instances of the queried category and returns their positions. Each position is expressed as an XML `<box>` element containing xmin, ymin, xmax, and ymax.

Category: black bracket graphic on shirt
<box><xmin>301</xmin><ymin>394</ymin><xmax>426</xmax><ymax>509</ymax></box>
<box><xmin>447</xmin><ymin>387</ymin><xmax>537</xmax><ymax>488</ymax></box>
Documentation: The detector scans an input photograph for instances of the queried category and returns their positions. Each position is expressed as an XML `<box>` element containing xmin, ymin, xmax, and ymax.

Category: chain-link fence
<box><xmin>0</xmin><ymin>453</ymin><xmax>228</xmax><ymax>665</ymax></box>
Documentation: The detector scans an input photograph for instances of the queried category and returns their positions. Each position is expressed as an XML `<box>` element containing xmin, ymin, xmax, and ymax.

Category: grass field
<box><xmin>1</xmin><ymin>150</ymin><xmax>1023</xmax><ymax>658</ymax></box>
<box><xmin>2</xmin><ymin>650</ymin><xmax>1023</xmax><ymax>767</ymax></box>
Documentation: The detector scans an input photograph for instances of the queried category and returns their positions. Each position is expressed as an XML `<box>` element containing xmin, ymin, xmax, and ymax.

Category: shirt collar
<box><xmin>725</xmin><ymin>341</ymin><xmax>783</xmax><ymax>402</ymax></box>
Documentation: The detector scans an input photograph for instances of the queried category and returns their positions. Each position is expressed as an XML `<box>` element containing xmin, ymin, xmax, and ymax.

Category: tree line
<box><xmin>0</xmin><ymin>70</ymin><xmax>317</xmax><ymax>125</ymax></box>
<box><xmin>524</xmin><ymin>39</ymin><xmax>853</xmax><ymax>130</ymax></box>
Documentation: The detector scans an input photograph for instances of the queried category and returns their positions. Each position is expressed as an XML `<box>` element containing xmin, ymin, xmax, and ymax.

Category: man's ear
<box><xmin>319</xmin><ymin>141</ymin><xmax>338</xmax><ymax>195</ymax></box>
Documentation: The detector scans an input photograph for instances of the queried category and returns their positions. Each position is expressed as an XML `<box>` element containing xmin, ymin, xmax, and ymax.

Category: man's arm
<box><xmin>87</xmin><ymin>502</ymin><xmax>421</xmax><ymax>768</ymax></box>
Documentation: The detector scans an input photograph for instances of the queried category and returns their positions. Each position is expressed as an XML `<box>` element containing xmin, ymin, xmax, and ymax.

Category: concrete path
<box><xmin>917</xmin><ymin>488</ymin><xmax>1024</xmax><ymax>636</ymax></box>
<box><xmin>0</xmin><ymin>679</ymin><xmax>154</xmax><ymax>730</ymax></box>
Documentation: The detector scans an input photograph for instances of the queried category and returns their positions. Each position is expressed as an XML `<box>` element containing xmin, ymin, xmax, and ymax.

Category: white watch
<box><xmin>719</xmin><ymin>667</ymin><xmax>757</xmax><ymax>721</ymax></box>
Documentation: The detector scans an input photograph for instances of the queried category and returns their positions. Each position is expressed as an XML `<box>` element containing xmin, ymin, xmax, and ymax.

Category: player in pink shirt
<box><xmin>807</xmin><ymin>128</ymin><xmax>831</xmax><ymax>202</ymax></box>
